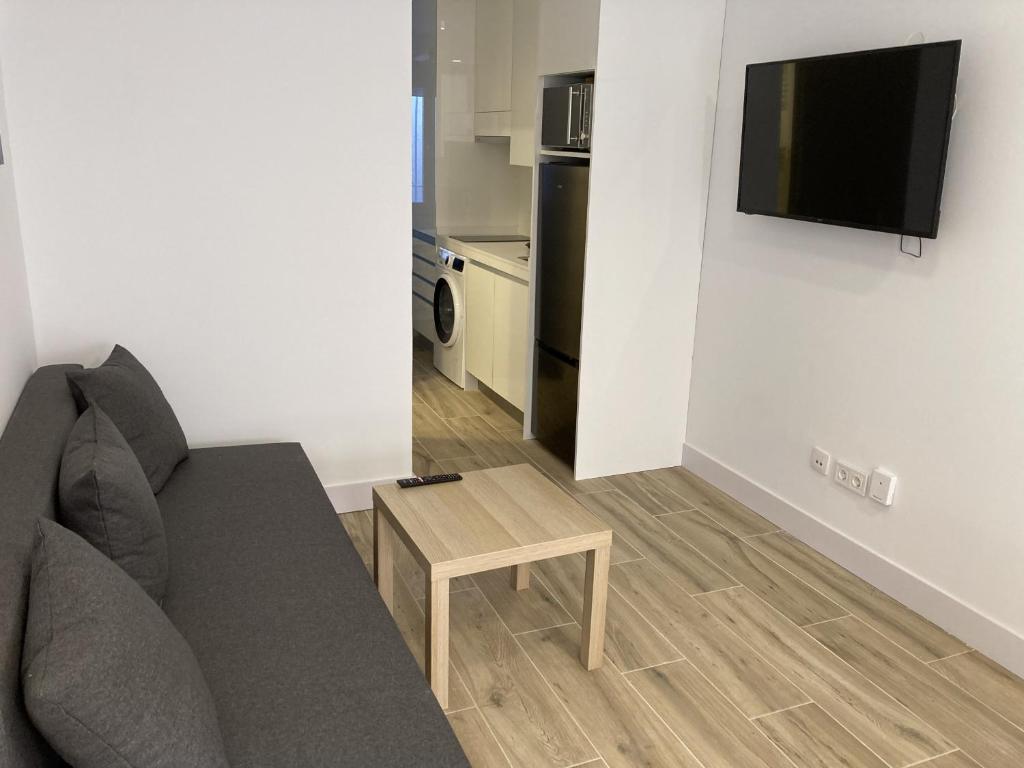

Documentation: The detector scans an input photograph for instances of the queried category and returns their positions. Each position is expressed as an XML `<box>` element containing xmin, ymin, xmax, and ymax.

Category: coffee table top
<box><xmin>372</xmin><ymin>464</ymin><xmax>612</xmax><ymax>580</ymax></box>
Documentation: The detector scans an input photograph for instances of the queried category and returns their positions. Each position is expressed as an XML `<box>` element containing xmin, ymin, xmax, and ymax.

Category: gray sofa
<box><xmin>1</xmin><ymin>365</ymin><xmax>469</xmax><ymax>767</ymax></box>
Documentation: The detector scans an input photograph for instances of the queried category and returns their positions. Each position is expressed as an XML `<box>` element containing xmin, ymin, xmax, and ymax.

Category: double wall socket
<box><xmin>810</xmin><ymin>448</ymin><xmax>896</xmax><ymax>504</ymax></box>
<box><xmin>834</xmin><ymin>460</ymin><xmax>868</xmax><ymax>496</ymax></box>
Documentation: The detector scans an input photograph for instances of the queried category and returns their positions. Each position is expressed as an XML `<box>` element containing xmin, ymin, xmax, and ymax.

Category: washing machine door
<box><xmin>433</xmin><ymin>274</ymin><xmax>463</xmax><ymax>347</ymax></box>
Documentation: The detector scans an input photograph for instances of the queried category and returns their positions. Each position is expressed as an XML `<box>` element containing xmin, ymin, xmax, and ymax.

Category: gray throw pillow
<box><xmin>66</xmin><ymin>345</ymin><xmax>188</xmax><ymax>493</ymax></box>
<box><xmin>59</xmin><ymin>404</ymin><xmax>168</xmax><ymax>603</ymax></box>
<box><xmin>22</xmin><ymin>519</ymin><xmax>229</xmax><ymax>768</ymax></box>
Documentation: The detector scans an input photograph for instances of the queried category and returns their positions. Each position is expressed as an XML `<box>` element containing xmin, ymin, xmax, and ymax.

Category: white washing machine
<box><xmin>432</xmin><ymin>247</ymin><xmax>467</xmax><ymax>387</ymax></box>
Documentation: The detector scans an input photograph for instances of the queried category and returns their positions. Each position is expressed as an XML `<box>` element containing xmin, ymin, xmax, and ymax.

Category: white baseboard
<box><xmin>683</xmin><ymin>444</ymin><xmax>1024</xmax><ymax>678</ymax></box>
<box><xmin>325</xmin><ymin>476</ymin><xmax>399</xmax><ymax>514</ymax></box>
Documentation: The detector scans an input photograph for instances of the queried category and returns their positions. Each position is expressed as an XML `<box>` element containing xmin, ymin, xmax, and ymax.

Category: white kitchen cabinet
<box><xmin>465</xmin><ymin>262</ymin><xmax>495</xmax><ymax>383</ymax></box>
<box><xmin>491</xmin><ymin>274</ymin><xmax>529</xmax><ymax>409</ymax></box>
<box><xmin>510</xmin><ymin>0</ymin><xmax>539</xmax><ymax>166</ymax></box>
<box><xmin>464</xmin><ymin>261</ymin><xmax>529</xmax><ymax>411</ymax></box>
<box><xmin>474</xmin><ymin>0</ymin><xmax>513</xmax><ymax>115</ymax></box>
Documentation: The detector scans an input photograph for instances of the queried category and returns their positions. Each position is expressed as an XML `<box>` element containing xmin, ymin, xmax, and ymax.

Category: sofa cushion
<box><xmin>66</xmin><ymin>345</ymin><xmax>188</xmax><ymax>493</ymax></box>
<box><xmin>59</xmin><ymin>405</ymin><xmax>168</xmax><ymax>603</ymax></box>
<box><xmin>22</xmin><ymin>519</ymin><xmax>229</xmax><ymax>768</ymax></box>
<box><xmin>158</xmin><ymin>443</ymin><xmax>469</xmax><ymax>768</ymax></box>
<box><xmin>0</xmin><ymin>364</ymin><xmax>81</xmax><ymax>768</ymax></box>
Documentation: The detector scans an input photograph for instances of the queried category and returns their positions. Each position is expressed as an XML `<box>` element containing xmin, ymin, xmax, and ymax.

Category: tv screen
<box><xmin>737</xmin><ymin>40</ymin><xmax>961</xmax><ymax>239</ymax></box>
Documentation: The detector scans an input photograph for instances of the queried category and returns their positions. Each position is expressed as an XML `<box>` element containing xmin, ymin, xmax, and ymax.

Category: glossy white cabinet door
<box><xmin>475</xmin><ymin>0</ymin><xmax>513</xmax><ymax>114</ymax></box>
<box><xmin>465</xmin><ymin>262</ymin><xmax>495</xmax><ymax>383</ymax></box>
<box><xmin>510</xmin><ymin>0</ymin><xmax>539</xmax><ymax>166</ymax></box>
<box><xmin>492</xmin><ymin>275</ymin><xmax>529</xmax><ymax>410</ymax></box>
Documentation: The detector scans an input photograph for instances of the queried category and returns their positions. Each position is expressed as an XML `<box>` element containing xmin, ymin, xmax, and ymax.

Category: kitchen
<box><xmin>412</xmin><ymin>0</ymin><xmax>599</xmax><ymax>468</ymax></box>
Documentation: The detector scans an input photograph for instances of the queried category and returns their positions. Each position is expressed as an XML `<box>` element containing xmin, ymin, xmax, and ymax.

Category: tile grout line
<box><xmin>926</xmin><ymin>649</ymin><xmax>973</xmax><ymax>664</ymax></box>
<box><xmin>740</xmin><ymin>529</ymin><xmax>783</xmax><ymax>540</ymax></box>
<box><xmin>511</xmin><ymin>619</ymin><xmax>577</xmax><ymax>636</ymax></box>
<box><xmin>800</xmin><ymin>614</ymin><xmax>853</xmax><ymax>629</ymax></box>
<box><xmin>902</xmin><ymin>748</ymin><xmax>962</xmax><ymax>767</ymax></box>
<box><xmin>748</xmin><ymin>701</ymin><xmax>811</xmax><ymax>721</ymax></box>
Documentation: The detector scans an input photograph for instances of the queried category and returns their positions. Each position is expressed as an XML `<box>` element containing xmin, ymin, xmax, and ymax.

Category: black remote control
<box><xmin>396</xmin><ymin>473</ymin><xmax>463</xmax><ymax>489</ymax></box>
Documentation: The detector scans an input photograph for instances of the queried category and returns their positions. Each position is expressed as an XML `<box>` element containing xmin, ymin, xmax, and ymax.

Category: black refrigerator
<box><xmin>534</xmin><ymin>162</ymin><xmax>589</xmax><ymax>467</ymax></box>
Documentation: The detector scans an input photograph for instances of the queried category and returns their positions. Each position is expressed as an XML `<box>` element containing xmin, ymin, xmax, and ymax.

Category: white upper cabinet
<box><xmin>509</xmin><ymin>0</ymin><xmax>539</xmax><ymax>166</ymax></box>
<box><xmin>474</xmin><ymin>0</ymin><xmax>513</xmax><ymax>122</ymax></box>
<box><xmin>537</xmin><ymin>0</ymin><xmax>599</xmax><ymax>75</ymax></box>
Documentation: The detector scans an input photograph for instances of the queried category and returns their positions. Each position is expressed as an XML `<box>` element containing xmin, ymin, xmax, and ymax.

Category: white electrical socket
<box><xmin>869</xmin><ymin>468</ymin><xmax>898</xmax><ymax>505</ymax></box>
<box><xmin>810</xmin><ymin>447</ymin><xmax>832</xmax><ymax>475</ymax></box>
<box><xmin>833</xmin><ymin>460</ymin><xmax>868</xmax><ymax>496</ymax></box>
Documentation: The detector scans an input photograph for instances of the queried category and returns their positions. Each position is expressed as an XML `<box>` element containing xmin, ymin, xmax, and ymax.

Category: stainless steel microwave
<box><xmin>541</xmin><ymin>84</ymin><xmax>593</xmax><ymax>150</ymax></box>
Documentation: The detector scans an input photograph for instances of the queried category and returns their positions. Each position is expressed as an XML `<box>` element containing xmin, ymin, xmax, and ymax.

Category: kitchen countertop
<box><xmin>437</xmin><ymin>235</ymin><xmax>530</xmax><ymax>283</ymax></box>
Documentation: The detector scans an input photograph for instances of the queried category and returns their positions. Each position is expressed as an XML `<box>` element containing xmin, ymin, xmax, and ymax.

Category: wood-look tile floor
<box><xmin>335</xmin><ymin>342</ymin><xmax>1024</xmax><ymax>768</ymax></box>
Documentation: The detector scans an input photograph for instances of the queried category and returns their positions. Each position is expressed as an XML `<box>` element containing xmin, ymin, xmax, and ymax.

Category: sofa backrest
<box><xmin>0</xmin><ymin>364</ymin><xmax>80</xmax><ymax>768</ymax></box>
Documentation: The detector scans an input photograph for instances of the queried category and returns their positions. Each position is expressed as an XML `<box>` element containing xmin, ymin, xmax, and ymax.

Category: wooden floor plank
<box><xmin>449</xmin><ymin>590</ymin><xmax>597</xmax><ymax>767</ymax></box>
<box><xmin>514</xmin><ymin>438</ymin><xmax>613</xmax><ymax>495</ymax></box>
<box><xmin>626</xmin><ymin>660</ymin><xmax>793</xmax><ymax>768</ymax></box>
<box><xmin>533</xmin><ymin>555</ymin><xmax>681</xmax><ymax>673</ymax></box>
<box><xmin>517</xmin><ymin>625</ymin><xmax>704</xmax><ymax>768</ymax></box>
<box><xmin>929</xmin><ymin>651</ymin><xmax>1024</xmax><ymax>731</ymax></box>
<box><xmin>577</xmin><ymin>491</ymin><xmax>735</xmax><ymax>594</ymax></box>
<box><xmin>339</xmin><ymin>509</ymin><xmax>373</xmax><ymax>573</ymax></box>
<box><xmin>645</xmin><ymin>466</ymin><xmax>778</xmax><ymax>537</ymax></box>
<box><xmin>603</xmin><ymin>472</ymin><xmax>694</xmax><ymax>516</ymax></box>
<box><xmin>440</xmin><ymin>454</ymin><xmax>494</xmax><ymax>473</ymax></box>
<box><xmin>754</xmin><ymin>703</ymin><xmax>888</xmax><ymax>768</ymax></box>
<box><xmin>808</xmin><ymin>617</ymin><xmax>1024</xmax><ymax>768</ymax></box>
<box><xmin>413</xmin><ymin>399</ymin><xmax>475</xmax><ymax>459</ymax></box>
<box><xmin>660</xmin><ymin>509</ymin><xmax>846</xmax><ymax>625</ymax></box>
<box><xmin>473</xmin><ymin>567</ymin><xmax>573</xmax><ymax>635</ymax></box>
<box><xmin>749</xmin><ymin>532</ymin><xmax>968</xmax><ymax>661</ymax></box>
<box><xmin>697</xmin><ymin>588</ymin><xmax>951</xmax><ymax>767</ymax></box>
<box><xmin>462</xmin><ymin>389</ymin><xmax>523</xmax><ymax>432</ymax></box>
<box><xmin>447</xmin><ymin>708</ymin><xmax>513</xmax><ymax>768</ymax></box>
<box><xmin>609</xmin><ymin>559</ymin><xmax>808</xmax><ymax>717</ymax></box>
<box><xmin>444</xmin><ymin>415</ymin><xmax>532</xmax><ymax>468</ymax></box>
<box><xmin>414</xmin><ymin>375</ymin><xmax>479</xmax><ymax>418</ymax></box>
<box><xmin>413</xmin><ymin>438</ymin><xmax>446</xmax><ymax>476</ymax></box>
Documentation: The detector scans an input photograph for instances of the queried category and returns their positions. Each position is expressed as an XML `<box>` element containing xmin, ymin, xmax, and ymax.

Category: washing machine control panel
<box><xmin>438</xmin><ymin>248</ymin><xmax>465</xmax><ymax>272</ymax></box>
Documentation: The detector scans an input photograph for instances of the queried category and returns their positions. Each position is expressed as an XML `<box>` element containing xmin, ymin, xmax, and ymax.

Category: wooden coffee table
<box><xmin>372</xmin><ymin>463</ymin><xmax>613</xmax><ymax>708</ymax></box>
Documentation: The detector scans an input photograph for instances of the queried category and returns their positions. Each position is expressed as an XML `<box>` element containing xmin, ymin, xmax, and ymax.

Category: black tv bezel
<box><xmin>736</xmin><ymin>40</ymin><xmax>962</xmax><ymax>240</ymax></box>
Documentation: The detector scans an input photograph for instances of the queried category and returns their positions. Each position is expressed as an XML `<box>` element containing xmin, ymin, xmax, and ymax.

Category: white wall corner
<box><xmin>683</xmin><ymin>443</ymin><xmax>1024</xmax><ymax>679</ymax></box>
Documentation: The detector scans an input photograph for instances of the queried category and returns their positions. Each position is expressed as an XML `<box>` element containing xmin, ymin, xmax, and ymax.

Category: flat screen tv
<box><xmin>737</xmin><ymin>40</ymin><xmax>961</xmax><ymax>239</ymax></box>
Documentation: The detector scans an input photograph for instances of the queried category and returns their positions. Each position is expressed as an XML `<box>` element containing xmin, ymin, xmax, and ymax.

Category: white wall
<box><xmin>689</xmin><ymin>0</ymin><xmax>1024</xmax><ymax>667</ymax></box>
<box><xmin>574</xmin><ymin>0</ymin><xmax>725</xmax><ymax>478</ymax></box>
<box><xmin>0</xmin><ymin>56</ymin><xmax>35</xmax><ymax>434</ymax></box>
<box><xmin>0</xmin><ymin>1</ymin><xmax>412</xmax><ymax>494</ymax></box>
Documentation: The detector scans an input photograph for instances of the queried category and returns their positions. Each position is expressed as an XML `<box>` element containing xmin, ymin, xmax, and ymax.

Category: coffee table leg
<box><xmin>511</xmin><ymin>563</ymin><xmax>531</xmax><ymax>591</ymax></box>
<box><xmin>580</xmin><ymin>545</ymin><xmax>610</xmax><ymax>670</ymax></box>
<box><xmin>425</xmin><ymin>575</ymin><xmax>450</xmax><ymax>709</ymax></box>
<box><xmin>373</xmin><ymin>508</ymin><xmax>394</xmax><ymax>613</ymax></box>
